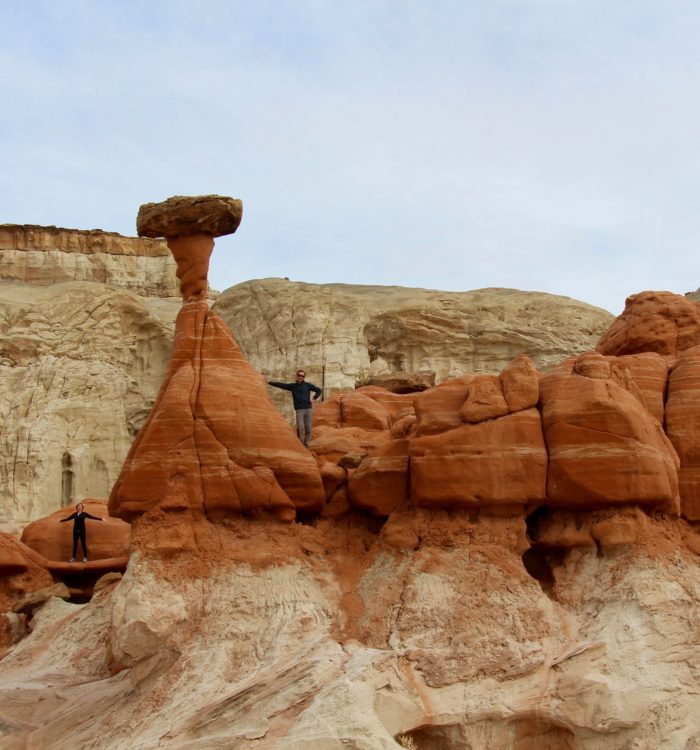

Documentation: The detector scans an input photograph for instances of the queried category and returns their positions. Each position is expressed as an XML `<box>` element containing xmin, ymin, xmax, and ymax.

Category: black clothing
<box><xmin>73</xmin><ymin>530</ymin><xmax>88</xmax><ymax>559</ymax></box>
<box><xmin>60</xmin><ymin>511</ymin><xmax>101</xmax><ymax>533</ymax></box>
<box><xmin>60</xmin><ymin>511</ymin><xmax>102</xmax><ymax>560</ymax></box>
<box><xmin>268</xmin><ymin>380</ymin><xmax>322</xmax><ymax>410</ymax></box>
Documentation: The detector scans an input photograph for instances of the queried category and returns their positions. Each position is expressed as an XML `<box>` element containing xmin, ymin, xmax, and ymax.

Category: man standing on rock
<box><xmin>265</xmin><ymin>370</ymin><xmax>322</xmax><ymax>448</ymax></box>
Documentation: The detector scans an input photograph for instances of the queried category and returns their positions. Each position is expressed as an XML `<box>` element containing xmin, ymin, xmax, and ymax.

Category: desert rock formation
<box><xmin>0</xmin><ymin>224</ymin><xmax>179</xmax><ymax>297</ymax></box>
<box><xmin>0</xmin><ymin>281</ymin><xmax>179</xmax><ymax>522</ymax></box>
<box><xmin>213</xmin><ymin>278</ymin><xmax>614</xmax><ymax>421</ymax></box>
<box><xmin>0</xmin><ymin>225</ymin><xmax>617</xmax><ymax>524</ymax></box>
<box><xmin>3</xmin><ymin>195</ymin><xmax>700</xmax><ymax>748</ymax></box>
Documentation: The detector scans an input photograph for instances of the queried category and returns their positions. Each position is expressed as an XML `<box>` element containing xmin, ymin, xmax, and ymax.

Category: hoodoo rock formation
<box><xmin>3</xmin><ymin>195</ymin><xmax>700</xmax><ymax>749</ymax></box>
<box><xmin>109</xmin><ymin>196</ymin><xmax>324</xmax><ymax>526</ymax></box>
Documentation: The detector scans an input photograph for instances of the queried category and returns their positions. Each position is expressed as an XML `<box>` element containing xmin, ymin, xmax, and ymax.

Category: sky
<box><xmin>2</xmin><ymin>0</ymin><xmax>700</xmax><ymax>314</ymax></box>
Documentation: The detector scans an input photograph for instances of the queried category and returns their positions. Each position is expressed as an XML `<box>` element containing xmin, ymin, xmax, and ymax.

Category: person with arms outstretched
<box><xmin>266</xmin><ymin>370</ymin><xmax>322</xmax><ymax>448</ymax></box>
<box><xmin>60</xmin><ymin>502</ymin><xmax>103</xmax><ymax>562</ymax></box>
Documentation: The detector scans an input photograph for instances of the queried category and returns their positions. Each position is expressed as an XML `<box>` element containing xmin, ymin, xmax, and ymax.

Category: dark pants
<box><xmin>72</xmin><ymin>531</ymin><xmax>88</xmax><ymax>559</ymax></box>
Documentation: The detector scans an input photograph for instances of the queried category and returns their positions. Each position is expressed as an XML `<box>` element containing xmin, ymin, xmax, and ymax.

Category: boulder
<box><xmin>409</xmin><ymin>409</ymin><xmax>547</xmax><ymax>511</ymax></box>
<box><xmin>540</xmin><ymin>358</ymin><xmax>680</xmax><ymax>512</ymax></box>
<box><xmin>459</xmin><ymin>374</ymin><xmax>509</xmax><ymax>423</ymax></box>
<box><xmin>414</xmin><ymin>376</ymin><xmax>474</xmax><ymax>435</ymax></box>
<box><xmin>0</xmin><ymin>532</ymin><xmax>52</xmax><ymax>611</ymax></box>
<box><xmin>340</xmin><ymin>392</ymin><xmax>391</xmax><ymax>431</ymax></box>
<box><xmin>136</xmin><ymin>195</ymin><xmax>243</xmax><ymax>239</ymax></box>
<box><xmin>499</xmin><ymin>354</ymin><xmax>539</xmax><ymax>412</ymax></box>
<box><xmin>597</xmin><ymin>290</ymin><xmax>700</xmax><ymax>357</ymax></box>
<box><xmin>348</xmin><ymin>439</ymin><xmax>410</xmax><ymax>516</ymax></box>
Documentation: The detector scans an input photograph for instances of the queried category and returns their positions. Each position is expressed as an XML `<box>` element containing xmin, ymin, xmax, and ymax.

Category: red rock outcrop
<box><xmin>410</xmin><ymin>408</ymin><xmax>547</xmax><ymax>511</ymax></box>
<box><xmin>110</xmin><ymin>196</ymin><xmax>324</xmax><ymax>525</ymax></box>
<box><xmin>597</xmin><ymin>290</ymin><xmax>700</xmax><ymax>356</ymax></box>
<box><xmin>109</xmin><ymin>301</ymin><xmax>325</xmax><ymax>522</ymax></box>
<box><xmin>666</xmin><ymin>345</ymin><xmax>700</xmax><ymax>520</ymax></box>
<box><xmin>20</xmin><ymin>500</ymin><xmax>130</xmax><ymax>562</ymax></box>
<box><xmin>0</xmin><ymin>533</ymin><xmax>52</xmax><ymax>612</ymax></box>
<box><xmin>540</xmin><ymin>354</ymin><xmax>679</xmax><ymax>512</ymax></box>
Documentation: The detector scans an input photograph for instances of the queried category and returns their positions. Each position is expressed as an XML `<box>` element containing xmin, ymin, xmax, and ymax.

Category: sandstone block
<box><xmin>348</xmin><ymin>439</ymin><xmax>410</xmax><ymax>516</ymax></box>
<box><xmin>540</xmin><ymin>366</ymin><xmax>679</xmax><ymax>512</ymax></box>
<box><xmin>591</xmin><ymin>519</ymin><xmax>640</xmax><ymax>549</ymax></box>
<box><xmin>414</xmin><ymin>376</ymin><xmax>474</xmax><ymax>435</ymax></box>
<box><xmin>597</xmin><ymin>290</ymin><xmax>700</xmax><ymax>356</ymax></box>
<box><xmin>313</xmin><ymin>395</ymin><xmax>342</xmax><ymax>428</ymax></box>
<box><xmin>318</xmin><ymin>461</ymin><xmax>346</xmax><ymax>500</ymax></box>
<box><xmin>410</xmin><ymin>409</ymin><xmax>547</xmax><ymax>510</ymax></box>
<box><xmin>459</xmin><ymin>374</ymin><xmax>509</xmax><ymax>423</ymax></box>
<box><xmin>137</xmin><ymin>195</ymin><xmax>243</xmax><ymax>239</ymax></box>
<box><xmin>0</xmin><ymin>533</ymin><xmax>52</xmax><ymax>611</ymax></box>
<box><xmin>608</xmin><ymin>353</ymin><xmax>668</xmax><ymax>423</ymax></box>
<box><xmin>499</xmin><ymin>355</ymin><xmax>539</xmax><ymax>412</ymax></box>
<box><xmin>340</xmin><ymin>392</ymin><xmax>391</xmax><ymax>431</ymax></box>
<box><xmin>311</xmin><ymin>425</ymin><xmax>390</xmax><ymax>464</ymax></box>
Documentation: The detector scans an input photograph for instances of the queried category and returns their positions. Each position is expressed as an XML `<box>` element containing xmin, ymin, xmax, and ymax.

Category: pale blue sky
<box><xmin>2</xmin><ymin>1</ymin><xmax>700</xmax><ymax>313</ymax></box>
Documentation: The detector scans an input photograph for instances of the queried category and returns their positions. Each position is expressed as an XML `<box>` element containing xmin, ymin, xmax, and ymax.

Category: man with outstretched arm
<box><xmin>265</xmin><ymin>370</ymin><xmax>322</xmax><ymax>448</ymax></box>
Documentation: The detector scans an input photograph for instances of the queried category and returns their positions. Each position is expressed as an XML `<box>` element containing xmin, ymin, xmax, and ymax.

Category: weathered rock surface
<box><xmin>21</xmin><ymin>500</ymin><xmax>130</xmax><ymax>562</ymax></box>
<box><xmin>136</xmin><ymin>194</ymin><xmax>243</xmax><ymax>239</ymax></box>
<box><xmin>109</xmin><ymin>300</ymin><xmax>324</xmax><ymax>523</ymax></box>
<box><xmin>1</xmin><ymin>514</ymin><xmax>700</xmax><ymax>748</ymax></box>
<box><xmin>540</xmin><ymin>355</ymin><xmax>680</xmax><ymax>513</ymax></box>
<box><xmin>0</xmin><ymin>281</ymin><xmax>179</xmax><ymax>522</ymax></box>
<box><xmin>597</xmin><ymin>290</ymin><xmax>700</xmax><ymax>356</ymax></box>
<box><xmin>357</xmin><ymin>369</ymin><xmax>436</xmax><ymax>393</ymax></box>
<box><xmin>213</xmin><ymin>278</ymin><xmax>614</xmax><ymax>421</ymax></box>
<box><xmin>0</xmin><ymin>224</ymin><xmax>179</xmax><ymax>297</ymax></box>
<box><xmin>0</xmin><ymin>532</ymin><xmax>52</xmax><ymax>612</ymax></box>
<box><xmin>666</xmin><ymin>345</ymin><xmax>700</xmax><ymax>520</ymax></box>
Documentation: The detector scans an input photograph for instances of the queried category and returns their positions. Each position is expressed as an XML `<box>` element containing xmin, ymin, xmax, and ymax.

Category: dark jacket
<box><xmin>60</xmin><ymin>511</ymin><xmax>102</xmax><ymax>534</ymax></box>
<box><xmin>268</xmin><ymin>380</ymin><xmax>322</xmax><ymax>410</ymax></box>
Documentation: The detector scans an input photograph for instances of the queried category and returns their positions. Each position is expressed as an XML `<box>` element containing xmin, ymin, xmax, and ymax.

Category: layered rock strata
<box><xmin>0</xmin><ymin>282</ymin><xmax>179</xmax><ymax>522</ymax></box>
<box><xmin>0</xmin><ymin>224</ymin><xmax>179</xmax><ymax>297</ymax></box>
<box><xmin>213</xmin><ymin>279</ymin><xmax>615</xmax><ymax>422</ymax></box>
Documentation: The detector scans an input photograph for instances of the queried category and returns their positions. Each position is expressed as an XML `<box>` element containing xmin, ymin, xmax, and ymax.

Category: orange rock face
<box><xmin>666</xmin><ymin>345</ymin><xmax>700</xmax><ymax>520</ymax></box>
<box><xmin>410</xmin><ymin>409</ymin><xmax>547</xmax><ymax>511</ymax></box>
<box><xmin>540</xmin><ymin>358</ymin><xmax>679</xmax><ymax>512</ymax></box>
<box><xmin>109</xmin><ymin>301</ymin><xmax>325</xmax><ymax>522</ymax></box>
<box><xmin>597</xmin><ymin>291</ymin><xmax>700</xmax><ymax>357</ymax></box>
<box><xmin>0</xmin><ymin>532</ymin><xmax>52</xmax><ymax>611</ymax></box>
<box><xmin>20</xmin><ymin>500</ymin><xmax>130</xmax><ymax>562</ymax></box>
<box><xmin>348</xmin><ymin>439</ymin><xmax>410</xmax><ymax>516</ymax></box>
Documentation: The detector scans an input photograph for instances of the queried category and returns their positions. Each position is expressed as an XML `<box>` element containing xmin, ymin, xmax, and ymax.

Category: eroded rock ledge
<box><xmin>0</xmin><ymin>224</ymin><xmax>179</xmax><ymax>297</ymax></box>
